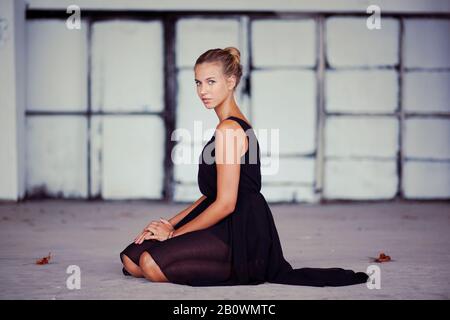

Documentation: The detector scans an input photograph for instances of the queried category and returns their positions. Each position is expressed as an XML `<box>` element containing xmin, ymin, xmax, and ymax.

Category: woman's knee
<box><xmin>139</xmin><ymin>252</ymin><xmax>154</xmax><ymax>278</ymax></box>
<box><xmin>139</xmin><ymin>252</ymin><xmax>168</xmax><ymax>282</ymax></box>
<box><xmin>120</xmin><ymin>244</ymin><xmax>141</xmax><ymax>266</ymax></box>
<box><xmin>121</xmin><ymin>253</ymin><xmax>143</xmax><ymax>278</ymax></box>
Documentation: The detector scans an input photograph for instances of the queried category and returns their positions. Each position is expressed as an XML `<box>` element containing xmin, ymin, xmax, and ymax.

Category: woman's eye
<box><xmin>195</xmin><ymin>80</ymin><xmax>214</xmax><ymax>86</ymax></box>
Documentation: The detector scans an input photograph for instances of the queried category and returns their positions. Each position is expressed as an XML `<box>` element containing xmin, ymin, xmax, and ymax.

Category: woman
<box><xmin>120</xmin><ymin>47</ymin><xmax>369</xmax><ymax>287</ymax></box>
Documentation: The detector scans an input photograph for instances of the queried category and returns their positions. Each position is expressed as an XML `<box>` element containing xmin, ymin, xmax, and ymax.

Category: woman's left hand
<box><xmin>135</xmin><ymin>218</ymin><xmax>174</xmax><ymax>244</ymax></box>
<box><xmin>134</xmin><ymin>230</ymin><xmax>156</xmax><ymax>244</ymax></box>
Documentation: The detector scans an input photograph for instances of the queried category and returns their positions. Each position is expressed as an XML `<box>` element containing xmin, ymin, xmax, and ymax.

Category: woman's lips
<box><xmin>202</xmin><ymin>98</ymin><xmax>212</xmax><ymax>103</ymax></box>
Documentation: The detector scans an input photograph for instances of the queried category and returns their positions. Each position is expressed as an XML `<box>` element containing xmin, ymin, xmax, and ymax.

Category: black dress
<box><xmin>120</xmin><ymin>116</ymin><xmax>369</xmax><ymax>287</ymax></box>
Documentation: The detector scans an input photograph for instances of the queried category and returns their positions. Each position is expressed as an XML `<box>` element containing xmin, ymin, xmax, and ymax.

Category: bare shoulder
<box><xmin>216</xmin><ymin>119</ymin><xmax>247</xmax><ymax>137</ymax></box>
<box><xmin>216</xmin><ymin>119</ymin><xmax>242</xmax><ymax>131</ymax></box>
<box><xmin>215</xmin><ymin>119</ymin><xmax>247</xmax><ymax>143</ymax></box>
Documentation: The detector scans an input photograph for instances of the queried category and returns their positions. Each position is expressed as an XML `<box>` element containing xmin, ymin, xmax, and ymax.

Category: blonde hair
<box><xmin>195</xmin><ymin>47</ymin><xmax>243</xmax><ymax>90</ymax></box>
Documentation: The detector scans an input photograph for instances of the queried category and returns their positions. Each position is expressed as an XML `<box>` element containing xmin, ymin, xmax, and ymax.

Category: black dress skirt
<box><xmin>120</xmin><ymin>116</ymin><xmax>369</xmax><ymax>287</ymax></box>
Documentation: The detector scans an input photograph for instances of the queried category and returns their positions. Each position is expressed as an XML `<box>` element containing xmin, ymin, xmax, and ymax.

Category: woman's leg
<box><xmin>121</xmin><ymin>253</ymin><xmax>144</xmax><ymax>278</ymax></box>
<box><xmin>162</xmin><ymin>258</ymin><xmax>232</xmax><ymax>285</ymax></box>
<box><xmin>120</xmin><ymin>240</ymin><xmax>159</xmax><ymax>278</ymax></box>
<box><xmin>143</xmin><ymin>229</ymin><xmax>232</xmax><ymax>285</ymax></box>
<box><xmin>139</xmin><ymin>252</ymin><xmax>169</xmax><ymax>282</ymax></box>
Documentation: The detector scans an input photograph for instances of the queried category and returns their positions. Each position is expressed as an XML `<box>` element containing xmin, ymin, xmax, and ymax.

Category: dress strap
<box><xmin>226</xmin><ymin>116</ymin><xmax>252</xmax><ymax>131</ymax></box>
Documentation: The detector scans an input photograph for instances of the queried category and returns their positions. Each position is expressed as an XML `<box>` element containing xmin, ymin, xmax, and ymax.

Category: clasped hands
<box><xmin>134</xmin><ymin>217</ymin><xmax>174</xmax><ymax>244</ymax></box>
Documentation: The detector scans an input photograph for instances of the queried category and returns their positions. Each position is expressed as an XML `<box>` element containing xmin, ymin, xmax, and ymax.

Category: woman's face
<box><xmin>194</xmin><ymin>62</ymin><xmax>235</xmax><ymax>109</ymax></box>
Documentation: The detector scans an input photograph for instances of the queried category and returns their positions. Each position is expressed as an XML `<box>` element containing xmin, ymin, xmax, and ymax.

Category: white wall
<box><xmin>1</xmin><ymin>0</ymin><xmax>449</xmax><ymax>202</ymax></box>
<box><xmin>25</xmin><ymin>19</ymin><xmax>166</xmax><ymax>200</ymax></box>
<box><xmin>25</xmin><ymin>0</ymin><xmax>450</xmax><ymax>14</ymax></box>
<box><xmin>402</xmin><ymin>19</ymin><xmax>450</xmax><ymax>199</ymax></box>
<box><xmin>0</xmin><ymin>0</ymin><xmax>26</xmax><ymax>201</ymax></box>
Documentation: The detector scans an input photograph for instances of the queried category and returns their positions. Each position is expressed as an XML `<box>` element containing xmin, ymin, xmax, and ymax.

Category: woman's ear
<box><xmin>226</xmin><ymin>75</ymin><xmax>236</xmax><ymax>91</ymax></box>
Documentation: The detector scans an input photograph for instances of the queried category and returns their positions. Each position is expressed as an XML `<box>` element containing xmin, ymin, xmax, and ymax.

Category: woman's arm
<box><xmin>171</xmin><ymin>120</ymin><xmax>246</xmax><ymax>238</ymax></box>
<box><xmin>171</xmin><ymin>199</ymin><xmax>235</xmax><ymax>237</ymax></box>
<box><xmin>167</xmin><ymin>194</ymin><xmax>207</xmax><ymax>228</ymax></box>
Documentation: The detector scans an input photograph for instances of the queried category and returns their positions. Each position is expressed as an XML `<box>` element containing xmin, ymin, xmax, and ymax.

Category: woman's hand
<box><xmin>134</xmin><ymin>218</ymin><xmax>174</xmax><ymax>244</ymax></box>
<box><xmin>134</xmin><ymin>221</ymin><xmax>157</xmax><ymax>244</ymax></box>
<box><xmin>134</xmin><ymin>230</ymin><xmax>155</xmax><ymax>244</ymax></box>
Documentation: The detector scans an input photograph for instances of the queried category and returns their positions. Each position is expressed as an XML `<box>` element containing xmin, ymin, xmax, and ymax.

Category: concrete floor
<box><xmin>0</xmin><ymin>199</ymin><xmax>449</xmax><ymax>300</ymax></box>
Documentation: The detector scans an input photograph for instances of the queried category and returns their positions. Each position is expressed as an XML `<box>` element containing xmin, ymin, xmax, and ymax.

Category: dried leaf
<box><xmin>36</xmin><ymin>252</ymin><xmax>51</xmax><ymax>265</ymax></box>
<box><xmin>374</xmin><ymin>252</ymin><xmax>391</xmax><ymax>263</ymax></box>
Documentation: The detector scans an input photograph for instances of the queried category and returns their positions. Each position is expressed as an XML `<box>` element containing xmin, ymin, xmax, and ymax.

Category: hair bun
<box><xmin>224</xmin><ymin>47</ymin><xmax>241</xmax><ymax>64</ymax></box>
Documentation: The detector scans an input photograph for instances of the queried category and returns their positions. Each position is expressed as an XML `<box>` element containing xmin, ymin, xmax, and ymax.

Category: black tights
<box><xmin>120</xmin><ymin>229</ymin><xmax>232</xmax><ymax>285</ymax></box>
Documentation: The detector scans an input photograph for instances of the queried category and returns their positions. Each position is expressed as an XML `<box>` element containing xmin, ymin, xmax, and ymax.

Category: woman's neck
<box><xmin>214</xmin><ymin>94</ymin><xmax>242</xmax><ymax>122</ymax></box>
